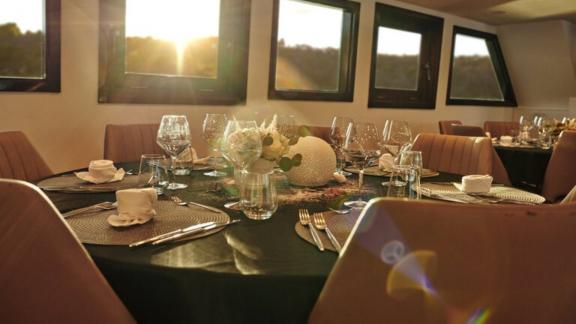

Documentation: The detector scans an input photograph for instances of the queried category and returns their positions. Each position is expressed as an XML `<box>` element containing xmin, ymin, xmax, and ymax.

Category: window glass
<box><xmin>275</xmin><ymin>0</ymin><xmax>343</xmax><ymax>92</ymax></box>
<box><xmin>0</xmin><ymin>0</ymin><xmax>45</xmax><ymax>78</ymax></box>
<box><xmin>375</xmin><ymin>27</ymin><xmax>421</xmax><ymax>91</ymax></box>
<box><xmin>125</xmin><ymin>0</ymin><xmax>220</xmax><ymax>78</ymax></box>
<box><xmin>450</xmin><ymin>34</ymin><xmax>503</xmax><ymax>101</ymax></box>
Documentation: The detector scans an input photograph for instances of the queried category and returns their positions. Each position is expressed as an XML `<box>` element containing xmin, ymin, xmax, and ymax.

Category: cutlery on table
<box><xmin>129</xmin><ymin>221</ymin><xmax>217</xmax><ymax>248</ymax></box>
<box><xmin>151</xmin><ymin>219</ymin><xmax>241</xmax><ymax>245</ymax></box>
<box><xmin>299</xmin><ymin>209</ymin><xmax>324</xmax><ymax>252</ymax></box>
<box><xmin>313</xmin><ymin>212</ymin><xmax>341</xmax><ymax>253</ymax></box>
<box><xmin>63</xmin><ymin>201</ymin><xmax>116</xmax><ymax>218</ymax></box>
<box><xmin>170</xmin><ymin>196</ymin><xmax>222</xmax><ymax>213</ymax></box>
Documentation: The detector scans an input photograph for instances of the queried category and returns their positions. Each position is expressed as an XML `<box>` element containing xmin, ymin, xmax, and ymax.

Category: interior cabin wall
<box><xmin>498</xmin><ymin>20</ymin><xmax>576</xmax><ymax>120</ymax></box>
<box><xmin>0</xmin><ymin>0</ymin><xmax>516</xmax><ymax>173</ymax></box>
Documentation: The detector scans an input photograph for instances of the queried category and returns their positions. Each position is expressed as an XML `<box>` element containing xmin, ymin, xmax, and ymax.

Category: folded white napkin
<box><xmin>75</xmin><ymin>160</ymin><xmax>125</xmax><ymax>184</ymax></box>
<box><xmin>500</xmin><ymin>136</ymin><xmax>513</xmax><ymax>145</ymax></box>
<box><xmin>333</xmin><ymin>172</ymin><xmax>347</xmax><ymax>183</ymax></box>
<box><xmin>379</xmin><ymin>153</ymin><xmax>395</xmax><ymax>171</ymax></box>
<box><xmin>176</xmin><ymin>147</ymin><xmax>211</xmax><ymax>165</ymax></box>
<box><xmin>107</xmin><ymin>188</ymin><xmax>158</xmax><ymax>227</ymax></box>
<box><xmin>456</xmin><ymin>175</ymin><xmax>493</xmax><ymax>193</ymax></box>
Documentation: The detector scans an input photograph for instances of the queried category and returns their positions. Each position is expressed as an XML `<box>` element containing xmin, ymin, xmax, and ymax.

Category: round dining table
<box><xmin>44</xmin><ymin>164</ymin><xmax>461</xmax><ymax>324</ymax></box>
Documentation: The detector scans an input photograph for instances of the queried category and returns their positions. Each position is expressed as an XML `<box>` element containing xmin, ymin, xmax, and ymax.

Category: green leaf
<box><xmin>292</xmin><ymin>153</ymin><xmax>302</xmax><ymax>166</ymax></box>
<box><xmin>298</xmin><ymin>126</ymin><xmax>311</xmax><ymax>137</ymax></box>
<box><xmin>278</xmin><ymin>157</ymin><xmax>293</xmax><ymax>172</ymax></box>
<box><xmin>262</xmin><ymin>135</ymin><xmax>273</xmax><ymax>146</ymax></box>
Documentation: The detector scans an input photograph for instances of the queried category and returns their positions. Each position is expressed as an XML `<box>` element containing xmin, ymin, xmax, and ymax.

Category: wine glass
<box><xmin>382</xmin><ymin>120</ymin><xmax>413</xmax><ymax>157</ymax></box>
<box><xmin>277</xmin><ymin>115</ymin><xmax>297</xmax><ymax>140</ymax></box>
<box><xmin>342</xmin><ymin>122</ymin><xmax>381</xmax><ymax>209</ymax></box>
<box><xmin>202</xmin><ymin>113</ymin><xmax>228</xmax><ymax>177</ymax></box>
<box><xmin>220</xmin><ymin>120</ymin><xmax>263</xmax><ymax>209</ymax></box>
<box><xmin>330</xmin><ymin>116</ymin><xmax>353</xmax><ymax>175</ymax></box>
<box><xmin>156</xmin><ymin>115</ymin><xmax>192</xmax><ymax>190</ymax></box>
<box><xmin>535</xmin><ymin>116</ymin><xmax>555</xmax><ymax>148</ymax></box>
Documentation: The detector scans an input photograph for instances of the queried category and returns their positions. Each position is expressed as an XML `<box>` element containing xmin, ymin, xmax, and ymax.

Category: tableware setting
<box><xmin>75</xmin><ymin>160</ymin><xmax>126</xmax><ymax>184</ymax></box>
<box><xmin>295</xmin><ymin>209</ymin><xmax>360</xmax><ymax>253</ymax></box>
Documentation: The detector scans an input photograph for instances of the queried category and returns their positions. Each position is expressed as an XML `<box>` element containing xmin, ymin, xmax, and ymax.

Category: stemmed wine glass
<box><xmin>220</xmin><ymin>120</ymin><xmax>263</xmax><ymax>209</ymax></box>
<box><xmin>277</xmin><ymin>115</ymin><xmax>297</xmax><ymax>140</ymax></box>
<box><xmin>156</xmin><ymin>115</ymin><xmax>192</xmax><ymax>190</ymax></box>
<box><xmin>342</xmin><ymin>122</ymin><xmax>381</xmax><ymax>209</ymax></box>
<box><xmin>202</xmin><ymin>113</ymin><xmax>228</xmax><ymax>177</ymax></box>
<box><xmin>330</xmin><ymin>116</ymin><xmax>353</xmax><ymax>175</ymax></box>
<box><xmin>382</xmin><ymin>120</ymin><xmax>413</xmax><ymax>157</ymax></box>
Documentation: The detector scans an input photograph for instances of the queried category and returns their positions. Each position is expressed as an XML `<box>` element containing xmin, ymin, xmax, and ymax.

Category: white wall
<box><xmin>0</xmin><ymin>0</ymin><xmax>516</xmax><ymax>173</ymax></box>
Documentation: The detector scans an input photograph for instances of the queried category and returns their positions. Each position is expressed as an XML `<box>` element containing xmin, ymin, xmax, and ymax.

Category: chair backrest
<box><xmin>484</xmin><ymin>121</ymin><xmax>520</xmax><ymax>138</ymax></box>
<box><xmin>411</xmin><ymin>133</ymin><xmax>493</xmax><ymax>176</ymax></box>
<box><xmin>450</xmin><ymin>125</ymin><xmax>487</xmax><ymax>137</ymax></box>
<box><xmin>438</xmin><ymin>120</ymin><xmax>462</xmax><ymax>134</ymax></box>
<box><xmin>561</xmin><ymin>185</ymin><xmax>576</xmax><ymax>204</ymax></box>
<box><xmin>0</xmin><ymin>131</ymin><xmax>52</xmax><ymax>182</ymax></box>
<box><xmin>103</xmin><ymin>124</ymin><xmax>164</xmax><ymax>162</ymax></box>
<box><xmin>309</xmin><ymin>198</ymin><xmax>576</xmax><ymax>324</ymax></box>
<box><xmin>542</xmin><ymin>130</ymin><xmax>576</xmax><ymax>202</ymax></box>
<box><xmin>305</xmin><ymin>126</ymin><xmax>332</xmax><ymax>143</ymax></box>
<box><xmin>0</xmin><ymin>179</ymin><xmax>135</xmax><ymax>324</ymax></box>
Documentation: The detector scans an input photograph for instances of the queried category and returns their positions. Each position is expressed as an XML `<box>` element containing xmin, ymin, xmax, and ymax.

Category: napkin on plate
<box><xmin>379</xmin><ymin>153</ymin><xmax>395</xmax><ymax>171</ymax></box>
<box><xmin>107</xmin><ymin>188</ymin><xmax>158</xmax><ymax>227</ymax></box>
<box><xmin>454</xmin><ymin>175</ymin><xmax>493</xmax><ymax>193</ymax></box>
<box><xmin>75</xmin><ymin>160</ymin><xmax>125</xmax><ymax>184</ymax></box>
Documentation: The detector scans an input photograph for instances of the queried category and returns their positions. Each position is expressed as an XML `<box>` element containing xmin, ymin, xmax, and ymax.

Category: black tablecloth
<box><xmin>45</xmin><ymin>165</ymin><xmax>461</xmax><ymax>324</ymax></box>
<box><xmin>494</xmin><ymin>145</ymin><xmax>552</xmax><ymax>193</ymax></box>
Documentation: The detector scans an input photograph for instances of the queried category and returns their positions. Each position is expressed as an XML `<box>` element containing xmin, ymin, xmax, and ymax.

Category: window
<box><xmin>268</xmin><ymin>0</ymin><xmax>360</xmax><ymax>101</ymax></box>
<box><xmin>368</xmin><ymin>4</ymin><xmax>443</xmax><ymax>109</ymax></box>
<box><xmin>99</xmin><ymin>0</ymin><xmax>250</xmax><ymax>105</ymax></box>
<box><xmin>0</xmin><ymin>0</ymin><xmax>60</xmax><ymax>92</ymax></box>
<box><xmin>447</xmin><ymin>26</ymin><xmax>516</xmax><ymax>106</ymax></box>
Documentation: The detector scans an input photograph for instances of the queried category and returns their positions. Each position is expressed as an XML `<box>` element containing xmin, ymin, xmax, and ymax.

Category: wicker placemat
<box><xmin>418</xmin><ymin>183</ymin><xmax>546</xmax><ymax>204</ymax></box>
<box><xmin>66</xmin><ymin>200</ymin><xmax>230</xmax><ymax>245</ymax></box>
<box><xmin>38</xmin><ymin>175</ymin><xmax>140</xmax><ymax>193</ymax></box>
<box><xmin>345</xmin><ymin>166</ymin><xmax>439</xmax><ymax>178</ymax></box>
<box><xmin>295</xmin><ymin>211</ymin><xmax>360</xmax><ymax>252</ymax></box>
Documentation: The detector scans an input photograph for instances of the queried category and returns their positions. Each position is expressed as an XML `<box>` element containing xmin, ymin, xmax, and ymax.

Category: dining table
<box><xmin>493</xmin><ymin>144</ymin><xmax>553</xmax><ymax>193</ymax></box>
<box><xmin>43</xmin><ymin>163</ymin><xmax>462</xmax><ymax>324</ymax></box>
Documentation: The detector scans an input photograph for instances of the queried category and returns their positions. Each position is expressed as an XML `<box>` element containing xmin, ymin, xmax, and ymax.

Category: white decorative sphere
<box><xmin>287</xmin><ymin>136</ymin><xmax>336</xmax><ymax>187</ymax></box>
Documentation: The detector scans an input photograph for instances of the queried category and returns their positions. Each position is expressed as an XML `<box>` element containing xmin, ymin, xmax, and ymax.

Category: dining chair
<box><xmin>411</xmin><ymin>133</ymin><xmax>493</xmax><ymax>176</ymax></box>
<box><xmin>0</xmin><ymin>131</ymin><xmax>52</xmax><ymax>182</ymax></box>
<box><xmin>0</xmin><ymin>179</ymin><xmax>135</xmax><ymax>324</ymax></box>
<box><xmin>561</xmin><ymin>185</ymin><xmax>576</xmax><ymax>204</ymax></box>
<box><xmin>103</xmin><ymin>123</ymin><xmax>164</xmax><ymax>162</ymax></box>
<box><xmin>449</xmin><ymin>125</ymin><xmax>487</xmax><ymax>137</ymax></box>
<box><xmin>542</xmin><ymin>130</ymin><xmax>576</xmax><ymax>202</ymax></box>
<box><xmin>438</xmin><ymin>120</ymin><xmax>462</xmax><ymax>134</ymax></box>
<box><xmin>309</xmin><ymin>198</ymin><xmax>576</xmax><ymax>324</ymax></box>
<box><xmin>484</xmin><ymin>121</ymin><xmax>520</xmax><ymax>138</ymax></box>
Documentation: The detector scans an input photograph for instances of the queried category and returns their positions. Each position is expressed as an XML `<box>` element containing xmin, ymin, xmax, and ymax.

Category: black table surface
<box><xmin>45</xmin><ymin>165</ymin><xmax>461</xmax><ymax>324</ymax></box>
<box><xmin>494</xmin><ymin>145</ymin><xmax>552</xmax><ymax>193</ymax></box>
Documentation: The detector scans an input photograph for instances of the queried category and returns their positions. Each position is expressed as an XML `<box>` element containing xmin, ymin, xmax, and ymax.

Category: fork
<box><xmin>313</xmin><ymin>212</ymin><xmax>341</xmax><ymax>253</ymax></box>
<box><xmin>171</xmin><ymin>196</ymin><xmax>221</xmax><ymax>213</ymax></box>
<box><xmin>299</xmin><ymin>209</ymin><xmax>324</xmax><ymax>251</ymax></box>
<box><xmin>63</xmin><ymin>201</ymin><xmax>116</xmax><ymax>218</ymax></box>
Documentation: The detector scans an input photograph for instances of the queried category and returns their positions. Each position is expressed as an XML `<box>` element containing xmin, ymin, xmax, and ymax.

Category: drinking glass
<box><xmin>330</xmin><ymin>116</ymin><xmax>353</xmax><ymax>175</ymax></box>
<box><xmin>156</xmin><ymin>115</ymin><xmax>192</xmax><ymax>190</ymax></box>
<box><xmin>240</xmin><ymin>172</ymin><xmax>278</xmax><ymax>220</ymax></box>
<box><xmin>536</xmin><ymin>116</ymin><xmax>555</xmax><ymax>148</ymax></box>
<box><xmin>382</xmin><ymin>120</ymin><xmax>413</xmax><ymax>157</ymax></box>
<box><xmin>342</xmin><ymin>122</ymin><xmax>381</xmax><ymax>208</ymax></box>
<box><xmin>386</xmin><ymin>150</ymin><xmax>422</xmax><ymax>199</ymax></box>
<box><xmin>220</xmin><ymin>120</ymin><xmax>263</xmax><ymax>209</ymax></box>
<box><xmin>137</xmin><ymin>154</ymin><xmax>167</xmax><ymax>195</ymax></box>
<box><xmin>202</xmin><ymin>113</ymin><xmax>228</xmax><ymax>177</ymax></box>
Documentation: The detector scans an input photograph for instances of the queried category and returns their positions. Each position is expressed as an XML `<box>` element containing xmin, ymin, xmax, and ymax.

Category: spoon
<box><xmin>328</xmin><ymin>206</ymin><xmax>352</xmax><ymax>214</ymax></box>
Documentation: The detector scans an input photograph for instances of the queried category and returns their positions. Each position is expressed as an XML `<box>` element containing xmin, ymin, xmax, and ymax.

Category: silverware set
<box><xmin>170</xmin><ymin>196</ymin><xmax>223</xmax><ymax>213</ymax></box>
<box><xmin>299</xmin><ymin>209</ymin><xmax>341</xmax><ymax>253</ymax></box>
<box><xmin>63</xmin><ymin>201</ymin><xmax>117</xmax><ymax>218</ymax></box>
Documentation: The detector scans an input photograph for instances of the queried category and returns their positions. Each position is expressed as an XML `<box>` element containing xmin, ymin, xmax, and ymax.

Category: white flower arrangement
<box><xmin>258</xmin><ymin>115</ymin><xmax>302</xmax><ymax>171</ymax></box>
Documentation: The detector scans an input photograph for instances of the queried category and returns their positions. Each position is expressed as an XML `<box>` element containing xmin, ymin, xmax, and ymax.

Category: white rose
<box><xmin>262</xmin><ymin>131</ymin><xmax>289</xmax><ymax>160</ymax></box>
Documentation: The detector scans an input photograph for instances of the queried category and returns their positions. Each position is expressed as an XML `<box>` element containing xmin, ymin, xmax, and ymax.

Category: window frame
<box><xmin>268</xmin><ymin>0</ymin><xmax>360</xmax><ymax>102</ymax></box>
<box><xmin>98</xmin><ymin>0</ymin><xmax>250</xmax><ymax>105</ymax></box>
<box><xmin>446</xmin><ymin>26</ymin><xmax>517</xmax><ymax>107</ymax></box>
<box><xmin>0</xmin><ymin>0</ymin><xmax>61</xmax><ymax>92</ymax></box>
<box><xmin>368</xmin><ymin>3</ymin><xmax>443</xmax><ymax>109</ymax></box>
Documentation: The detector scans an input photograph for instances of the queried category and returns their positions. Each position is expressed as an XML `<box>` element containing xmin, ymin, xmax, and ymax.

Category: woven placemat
<box><xmin>418</xmin><ymin>183</ymin><xmax>546</xmax><ymax>204</ymax></box>
<box><xmin>38</xmin><ymin>175</ymin><xmax>140</xmax><ymax>193</ymax></box>
<box><xmin>345</xmin><ymin>166</ymin><xmax>439</xmax><ymax>178</ymax></box>
<box><xmin>295</xmin><ymin>211</ymin><xmax>360</xmax><ymax>252</ymax></box>
<box><xmin>66</xmin><ymin>200</ymin><xmax>230</xmax><ymax>245</ymax></box>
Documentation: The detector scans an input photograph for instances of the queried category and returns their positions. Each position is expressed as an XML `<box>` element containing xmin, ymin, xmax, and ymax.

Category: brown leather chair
<box><xmin>0</xmin><ymin>131</ymin><xmax>52</xmax><ymax>182</ymax></box>
<box><xmin>0</xmin><ymin>179</ymin><xmax>135</xmax><ymax>323</ymax></box>
<box><xmin>438</xmin><ymin>120</ymin><xmax>462</xmax><ymax>134</ymax></box>
<box><xmin>484</xmin><ymin>121</ymin><xmax>520</xmax><ymax>138</ymax></box>
<box><xmin>309</xmin><ymin>198</ymin><xmax>576</xmax><ymax>324</ymax></box>
<box><xmin>450</xmin><ymin>125</ymin><xmax>487</xmax><ymax>137</ymax></box>
<box><xmin>542</xmin><ymin>130</ymin><xmax>576</xmax><ymax>202</ymax></box>
<box><xmin>561</xmin><ymin>185</ymin><xmax>576</xmax><ymax>204</ymax></box>
<box><xmin>103</xmin><ymin>124</ymin><xmax>164</xmax><ymax>162</ymax></box>
<box><xmin>411</xmin><ymin>133</ymin><xmax>493</xmax><ymax>176</ymax></box>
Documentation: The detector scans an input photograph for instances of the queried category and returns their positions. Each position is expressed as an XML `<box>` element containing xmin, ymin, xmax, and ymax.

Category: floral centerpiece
<box><xmin>250</xmin><ymin>115</ymin><xmax>302</xmax><ymax>173</ymax></box>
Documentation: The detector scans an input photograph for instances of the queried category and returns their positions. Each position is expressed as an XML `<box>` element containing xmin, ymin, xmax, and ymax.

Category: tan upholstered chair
<box><xmin>103</xmin><ymin>124</ymin><xmax>164</xmax><ymax>162</ymax></box>
<box><xmin>305</xmin><ymin>126</ymin><xmax>332</xmax><ymax>143</ymax></box>
<box><xmin>561</xmin><ymin>185</ymin><xmax>576</xmax><ymax>204</ymax></box>
<box><xmin>450</xmin><ymin>125</ymin><xmax>487</xmax><ymax>137</ymax></box>
<box><xmin>438</xmin><ymin>120</ymin><xmax>462</xmax><ymax>134</ymax></box>
<box><xmin>0</xmin><ymin>131</ymin><xmax>52</xmax><ymax>182</ymax></box>
<box><xmin>542</xmin><ymin>130</ymin><xmax>576</xmax><ymax>202</ymax></box>
<box><xmin>411</xmin><ymin>133</ymin><xmax>493</xmax><ymax>176</ymax></box>
<box><xmin>309</xmin><ymin>198</ymin><xmax>576</xmax><ymax>324</ymax></box>
<box><xmin>0</xmin><ymin>179</ymin><xmax>135</xmax><ymax>323</ymax></box>
<box><xmin>484</xmin><ymin>121</ymin><xmax>520</xmax><ymax>138</ymax></box>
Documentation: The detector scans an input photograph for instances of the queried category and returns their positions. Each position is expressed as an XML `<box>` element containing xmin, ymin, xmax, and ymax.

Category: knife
<box><xmin>129</xmin><ymin>221</ymin><xmax>217</xmax><ymax>248</ymax></box>
<box><xmin>184</xmin><ymin>201</ymin><xmax>223</xmax><ymax>214</ymax></box>
<box><xmin>151</xmin><ymin>219</ymin><xmax>240</xmax><ymax>245</ymax></box>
